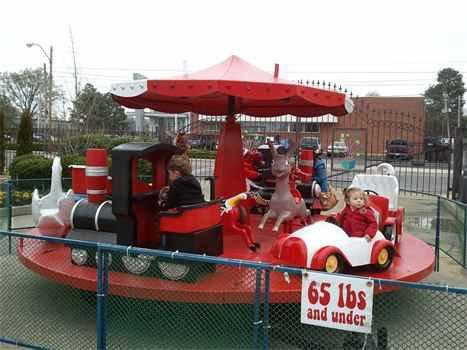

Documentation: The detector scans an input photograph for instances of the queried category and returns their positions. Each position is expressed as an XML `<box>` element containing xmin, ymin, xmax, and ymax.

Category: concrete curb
<box><xmin>0</xmin><ymin>205</ymin><xmax>31</xmax><ymax>217</ymax></box>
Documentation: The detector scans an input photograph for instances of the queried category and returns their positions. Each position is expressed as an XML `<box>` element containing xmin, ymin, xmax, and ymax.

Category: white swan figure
<box><xmin>31</xmin><ymin>157</ymin><xmax>75</xmax><ymax>235</ymax></box>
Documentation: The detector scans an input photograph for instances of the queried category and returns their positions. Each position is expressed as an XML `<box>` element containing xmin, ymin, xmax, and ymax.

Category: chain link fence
<box><xmin>0</xmin><ymin>235</ymin><xmax>98</xmax><ymax>349</ymax></box>
<box><xmin>0</xmin><ymin>231</ymin><xmax>466</xmax><ymax>349</ymax></box>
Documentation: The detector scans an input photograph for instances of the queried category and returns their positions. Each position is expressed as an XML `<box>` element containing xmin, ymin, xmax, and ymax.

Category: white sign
<box><xmin>301</xmin><ymin>272</ymin><xmax>374</xmax><ymax>334</ymax></box>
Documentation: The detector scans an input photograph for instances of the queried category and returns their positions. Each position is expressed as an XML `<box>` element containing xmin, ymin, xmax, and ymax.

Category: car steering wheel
<box><xmin>364</xmin><ymin>189</ymin><xmax>379</xmax><ymax>196</ymax></box>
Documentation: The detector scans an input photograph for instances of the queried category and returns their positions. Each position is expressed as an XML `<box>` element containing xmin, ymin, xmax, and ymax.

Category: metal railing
<box><xmin>0</xmin><ymin>231</ymin><xmax>466</xmax><ymax>349</ymax></box>
<box><xmin>1</xmin><ymin>176</ymin><xmax>467</xmax><ymax>269</ymax></box>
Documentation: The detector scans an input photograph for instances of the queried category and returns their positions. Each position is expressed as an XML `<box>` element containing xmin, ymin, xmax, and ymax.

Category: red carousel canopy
<box><xmin>111</xmin><ymin>55</ymin><xmax>353</xmax><ymax>117</ymax></box>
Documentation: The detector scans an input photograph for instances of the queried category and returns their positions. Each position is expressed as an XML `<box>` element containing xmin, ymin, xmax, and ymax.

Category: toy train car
<box><xmin>67</xmin><ymin>143</ymin><xmax>223</xmax><ymax>281</ymax></box>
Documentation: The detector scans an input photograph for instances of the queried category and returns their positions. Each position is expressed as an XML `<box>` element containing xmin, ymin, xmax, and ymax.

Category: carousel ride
<box><xmin>18</xmin><ymin>56</ymin><xmax>434</xmax><ymax>303</ymax></box>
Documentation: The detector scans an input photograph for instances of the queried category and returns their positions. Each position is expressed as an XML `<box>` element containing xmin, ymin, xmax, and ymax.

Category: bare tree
<box><xmin>1</xmin><ymin>68</ymin><xmax>45</xmax><ymax>117</ymax></box>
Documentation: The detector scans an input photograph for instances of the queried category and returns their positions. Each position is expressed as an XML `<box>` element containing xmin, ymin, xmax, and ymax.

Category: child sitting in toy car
<box><xmin>331</xmin><ymin>187</ymin><xmax>377</xmax><ymax>241</ymax></box>
<box><xmin>159</xmin><ymin>156</ymin><xmax>205</xmax><ymax>209</ymax></box>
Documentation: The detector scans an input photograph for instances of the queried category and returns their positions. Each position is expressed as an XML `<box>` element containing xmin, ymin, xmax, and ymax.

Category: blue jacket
<box><xmin>314</xmin><ymin>158</ymin><xmax>329</xmax><ymax>192</ymax></box>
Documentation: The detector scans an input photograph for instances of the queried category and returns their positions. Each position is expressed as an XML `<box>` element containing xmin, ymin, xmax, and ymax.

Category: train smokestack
<box><xmin>85</xmin><ymin>149</ymin><xmax>109</xmax><ymax>203</ymax></box>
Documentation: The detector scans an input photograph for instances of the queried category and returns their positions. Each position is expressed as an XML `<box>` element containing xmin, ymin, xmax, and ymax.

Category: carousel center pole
<box><xmin>214</xmin><ymin>96</ymin><xmax>247</xmax><ymax>199</ymax></box>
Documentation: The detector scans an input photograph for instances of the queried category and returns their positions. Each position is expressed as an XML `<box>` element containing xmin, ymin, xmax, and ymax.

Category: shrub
<box><xmin>188</xmin><ymin>149</ymin><xmax>217</xmax><ymax>159</ymax></box>
<box><xmin>9</xmin><ymin>155</ymin><xmax>53</xmax><ymax>180</ymax></box>
<box><xmin>61</xmin><ymin>154</ymin><xmax>86</xmax><ymax>177</ymax></box>
<box><xmin>13</xmin><ymin>190</ymin><xmax>33</xmax><ymax>206</ymax></box>
<box><xmin>0</xmin><ymin>190</ymin><xmax>33</xmax><ymax>207</ymax></box>
<box><xmin>9</xmin><ymin>154</ymin><xmax>50</xmax><ymax>177</ymax></box>
<box><xmin>58</xmin><ymin>134</ymin><xmax>154</xmax><ymax>156</ymax></box>
<box><xmin>8</xmin><ymin>155</ymin><xmax>53</xmax><ymax>193</ymax></box>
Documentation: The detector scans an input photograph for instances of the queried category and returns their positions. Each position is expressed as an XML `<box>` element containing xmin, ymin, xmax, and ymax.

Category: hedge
<box><xmin>57</xmin><ymin>134</ymin><xmax>155</xmax><ymax>156</ymax></box>
<box><xmin>9</xmin><ymin>155</ymin><xmax>53</xmax><ymax>180</ymax></box>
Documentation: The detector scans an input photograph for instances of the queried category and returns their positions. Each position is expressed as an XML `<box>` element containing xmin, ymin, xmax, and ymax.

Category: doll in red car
<box><xmin>335</xmin><ymin>187</ymin><xmax>377</xmax><ymax>241</ymax></box>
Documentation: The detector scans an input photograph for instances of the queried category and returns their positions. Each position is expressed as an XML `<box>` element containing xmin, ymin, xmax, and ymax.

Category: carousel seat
<box><xmin>367</xmin><ymin>195</ymin><xmax>397</xmax><ymax>241</ymax></box>
<box><xmin>158</xmin><ymin>200</ymin><xmax>223</xmax><ymax>256</ymax></box>
<box><xmin>351</xmin><ymin>174</ymin><xmax>399</xmax><ymax>210</ymax></box>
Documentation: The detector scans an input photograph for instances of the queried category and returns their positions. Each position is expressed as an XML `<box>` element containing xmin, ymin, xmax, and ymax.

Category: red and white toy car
<box><xmin>273</xmin><ymin>166</ymin><xmax>403</xmax><ymax>273</ymax></box>
<box><xmin>275</xmin><ymin>221</ymin><xmax>395</xmax><ymax>273</ymax></box>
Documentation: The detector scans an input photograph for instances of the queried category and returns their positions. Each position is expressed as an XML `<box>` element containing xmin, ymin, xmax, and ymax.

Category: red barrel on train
<box><xmin>85</xmin><ymin>149</ymin><xmax>109</xmax><ymax>203</ymax></box>
<box><xmin>298</xmin><ymin>148</ymin><xmax>314</xmax><ymax>175</ymax></box>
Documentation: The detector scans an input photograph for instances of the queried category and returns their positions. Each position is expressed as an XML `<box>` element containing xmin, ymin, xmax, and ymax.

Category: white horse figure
<box><xmin>258</xmin><ymin>141</ymin><xmax>310</xmax><ymax>231</ymax></box>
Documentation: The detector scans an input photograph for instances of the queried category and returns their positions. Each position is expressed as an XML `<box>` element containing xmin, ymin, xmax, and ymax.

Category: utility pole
<box><xmin>48</xmin><ymin>46</ymin><xmax>53</xmax><ymax>129</ymax></box>
<box><xmin>443</xmin><ymin>91</ymin><xmax>450</xmax><ymax>138</ymax></box>
<box><xmin>42</xmin><ymin>63</ymin><xmax>47</xmax><ymax>129</ymax></box>
<box><xmin>26</xmin><ymin>42</ymin><xmax>53</xmax><ymax>151</ymax></box>
<box><xmin>69</xmin><ymin>27</ymin><xmax>79</xmax><ymax>98</ymax></box>
<box><xmin>458</xmin><ymin>95</ymin><xmax>462</xmax><ymax>128</ymax></box>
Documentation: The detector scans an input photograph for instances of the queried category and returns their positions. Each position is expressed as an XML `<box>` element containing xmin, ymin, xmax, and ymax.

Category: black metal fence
<box><xmin>1</xmin><ymin>99</ymin><xmax>454</xmax><ymax>198</ymax></box>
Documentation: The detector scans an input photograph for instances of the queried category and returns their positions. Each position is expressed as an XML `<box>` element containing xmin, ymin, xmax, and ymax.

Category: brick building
<box><xmin>191</xmin><ymin>96</ymin><xmax>425</xmax><ymax>156</ymax></box>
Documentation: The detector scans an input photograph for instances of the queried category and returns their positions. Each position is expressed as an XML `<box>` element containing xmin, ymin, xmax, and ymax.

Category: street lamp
<box><xmin>442</xmin><ymin>91</ymin><xmax>450</xmax><ymax>139</ymax></box>
<box><xmin>26</xmin><ymin>42</ymin><xmax>53</xmax><ymax>130</ymax></box>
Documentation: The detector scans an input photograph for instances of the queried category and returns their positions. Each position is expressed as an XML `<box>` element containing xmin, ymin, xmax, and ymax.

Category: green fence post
<box><xmin>435</xmin><ymin>196</ymin><xmax>441</xmax><ymax>272</ymax></box>
<box><xmin>96</xmin><ymin>247</ymin><xmax>109</xmax><ymax>350</ymax></box>
<box><xmin>263</xmin><ymin>270</ymin><xmax>270</xmax><ymax>350</ymax></box>
<box><xmin>7</xmin><ymin>181</ymin><xmax>12</xmax><ymax>254</ymax></box>
<box><xmin>7</xmin><ymin>181</ymin><xmax>12</xmax><ymax>232</ymax></box>
<box><xmin>253</xmin><ymin>269</ymin><xmax>263</xmax><ymax>349</ymax></box>
<box><xmin>464</xmin><ymin>206</ymin><xmax>467</xmax><ymax>268</ymax></box>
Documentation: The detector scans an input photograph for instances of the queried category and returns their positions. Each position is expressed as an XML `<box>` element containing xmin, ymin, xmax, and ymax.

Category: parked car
<box><xmin>385</xmin><ymin>139</ymin><xmax>414</xmax><ymax>160</ymax></box>
<box><xmin>424</xmin><ymin>136</ymin><xmax>450</xmax><ymax>162</ymax></box>
<box><xmin>326</xmin><ymin>140</ymin><xmax>348</xmax><ymax>157</ymax></box>
<box><xmin>33</xmin><ymin>134</ymin><xmax>46</xmax><ymax>142</ymax></box>
<box><xmin>299</xmin><ymin>137</ymin><xmax>321</xmax><ymax>151</ymax></box>
<box><xmin>424</xmin><ymin>136</ymin><xmax>449</xmax><ymax>149</ymax></box>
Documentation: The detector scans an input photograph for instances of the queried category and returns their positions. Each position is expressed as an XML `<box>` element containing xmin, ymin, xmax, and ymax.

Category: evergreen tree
<box><xmin>16</xmin><ymin>112</ymin><xmax>33</xmax><ymax>156</ymax></box>
<box><xmin>71</xmin><ymin>83</ymin><xmax>127</xmax><ymax>131</ymax></box>
<box><xmin>424</xmin><ymin>68</ymin><xmax>465</xmax><ymax>136</ymax></box>
<box><xmin>0</xmin><ymin>107</ymin><xmax>4</xmax><ymax>173</ymax></box>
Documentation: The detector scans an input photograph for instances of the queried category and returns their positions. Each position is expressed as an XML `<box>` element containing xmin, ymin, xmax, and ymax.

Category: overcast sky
<box><xmin>1</xmin><ymin>0</ymin><xmax>466</xmax><ymax>102</ymax></box>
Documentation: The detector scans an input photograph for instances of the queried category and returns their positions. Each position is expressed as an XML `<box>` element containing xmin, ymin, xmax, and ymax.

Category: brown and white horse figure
<box><xmin>258</xmin><ymin>140</ymin><xmax>310</xmax><ymax>231</ymax></box>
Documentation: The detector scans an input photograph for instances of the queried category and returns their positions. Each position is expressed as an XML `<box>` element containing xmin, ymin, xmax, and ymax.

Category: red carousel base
<box><xmin>18</xmin><ymin>218</ymin><xmax>434</xmax><ymax>304</ymax></box>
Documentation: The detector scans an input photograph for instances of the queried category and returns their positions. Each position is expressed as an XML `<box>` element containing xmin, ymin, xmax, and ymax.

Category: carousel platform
<box><xmin>17</xmin><ymin>215</ymin><xmax>434</xmax><ymax>304</ymax></box>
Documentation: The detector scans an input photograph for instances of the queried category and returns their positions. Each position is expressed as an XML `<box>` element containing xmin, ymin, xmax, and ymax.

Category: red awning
<box><xmin>111</xmin><ymin>55</ymin><xmax>353</xmax><ymax>117</ymax></box>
